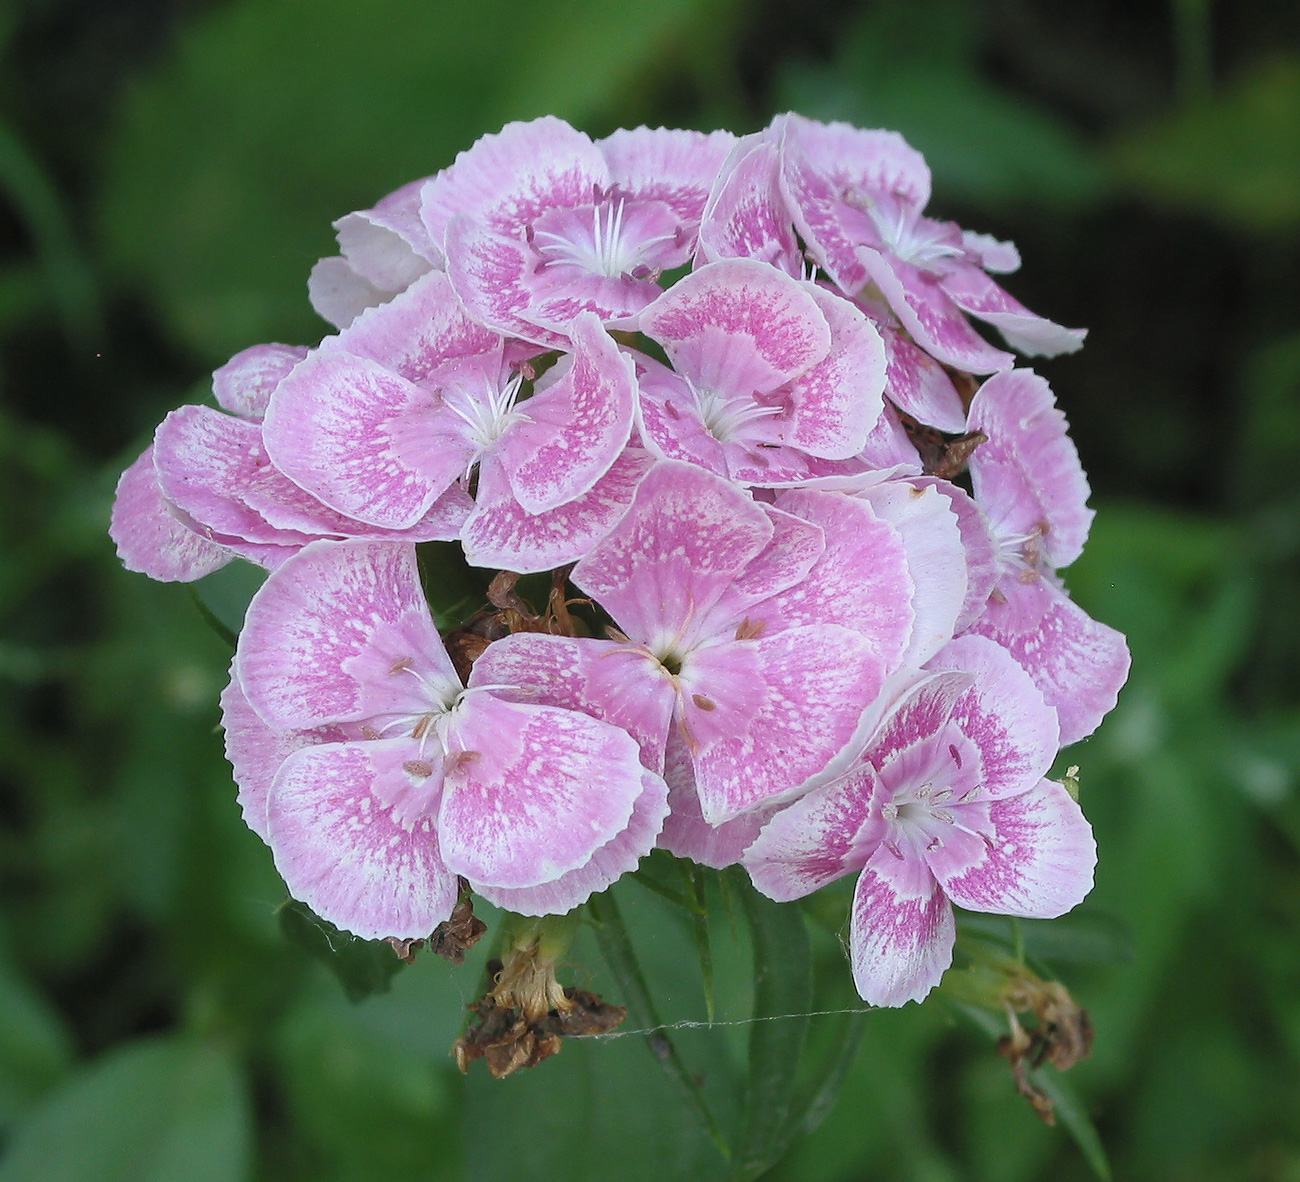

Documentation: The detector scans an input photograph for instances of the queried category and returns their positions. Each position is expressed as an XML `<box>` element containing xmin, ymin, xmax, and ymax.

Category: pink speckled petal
<box><xmin>912</xmin><ymin>477</ymin><xmax>1001</xmax><ymax>633</ymax></box>
<box><xmin>110</xmin><ymin>446</ymin><xmax>232</xmax><ymax>582</ymax></box>
<box><xmin>573</xmin><ymin>461</ymin><xmax>772</xmax><ymax>647</ymax></box>
<box><xmin>468</xmin><ymin>631</ymin><xmax>676</xmax><ymax>775</ymax></box>
<box><xmin>640</xmin><ymin>259</ymin><xmax>831</xmax><ymax>399</ymax></box>
<box><xmin>868</xmin><ymin>671</ymin><xmax>974</xmax><ymax>790</ymax></box>
<box><xmin>264</xmin><ymin>350</ymin><xmax>469</xmax><ymax>529</ymax></box>
<box><xmin>323</xmin><ymin>269</ymin><xmax>502</xmax><ymax>385</ymax></box>
<box><xmin>657</xmin><ymin>731</ymin><xmax>772</xmax><ymax>869</ymax></box>
<box><xmin>849</xmin><ymin>843</ymin><xmax>954</xmax><ymax>1007</ymax></box>
<box><xmin>213</xmin><ymin>344</ymin><xmax>308</xmax><ymax>421</ymax></box>
<box><xmin>438</xmin><ymin>696</ymin><xmax>645</xmax><ymax>889</ymax></box>
<box><xmin>968</xmin><ymin>369</ymin><xmax>1093</xmax><ymax>569</ymax></box>
<box><xmin>880</xmin><ymin>328</ymin><xmax>967</xmax><ymax>433</ymax></box>
<box><xmin>267</xmin><ymin>739</ymin><xmax>457</xmax><ymax>940</ymax></box>
<box><xmin>858</xmin><ymin>249</ymin><xmax>1014</xmax><ymax>374</ymax></box>
<box><xmin>761</xmin><ymin>489</ymin><xmax>915</xmax><ymax>672</ymax></box>
<box><xmin>600</xmin><ymin>126</ymin><xmax>736</xmax><ymax>226</ymax></box>
<box><xmin>686</xmin><ymin>625</ymin><xmax>885</xmax><ymax>824</ymax></box>
<box><xmin>941</xmin><ymin>265</ymin><xmax>1086</xmax><ymax>358</ymax></box>
<box><xmin>633</xmin><ymin>356</ymin><xmax>730</xmax><ymax>475</ymax></box>
<box><xmin>860</xmin><ymin>403</ymin><xmax>923</xmax><ymax>471</ymax></box>
<box><xmin>476</xmin><ymin>769</ymin><xmax>669</xmax><ymax>914</ymax></box>
<box><xmin>463</xmin><ymin>446</ymin><xmax>650</xmax><ymax>573</ymax></box>
<box><xmin>969</xmin><ymin>576</ymin><xmax>1130</xmax><ymax>747</ymax></box>
<box><xmin>697</xmin><ymin>136</ymin><xmax>803</xmax><ymax>276</ymax></box>
<box><xmin>421</xmin><ymin>116</ymin><xmax>608</xmax><ymax>244</ymax></box>
<box><xmin>308</xmin><ymin>256</ymin><xmax>390</xmax><ymax>330</ymax></box>
<box><xmin>237</xmin><ymin>540</ymin><xmax>455</xmax><ymax>730</ymax></box>
<box><xmin>744</xmin><ymin>761</ymin><xmax>882</xmax><ymax>901</ymax></box>
<box><xmin>496</xmin><ymin>313</ymin><xmax>636</xmax><ymax>512</ymax></box>
<box><xmin>932</xmin><ymin>778</ymin><xmax>1095</xmax><ymax>918</ymax></box>
<box><xmin>705</xmin><ymin>504</ymin><xmax>824</xmax><ymax>630</ymax></box>
<box><xmin>926</xmin><ymin>633</ymin><xmax>1059</xmax><ymax>797</ymax></box>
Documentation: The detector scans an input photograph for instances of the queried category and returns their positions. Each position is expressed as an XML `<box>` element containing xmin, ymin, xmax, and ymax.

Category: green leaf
<box><xmin>100</xmin><ymin>0</ymin><xmax>713</xmax><ymax>360</ymax></box>
<box><xmin>734</xmin><ymin>877</ymin><xmax>813</xmax><ymax>1180</ymax></box>
<box><xmin>278</xmin><ymin>899</ymin><xmax>406</xmax><ymax>1003</ymax></box>
<box><xmin>586</xmin><ymin>889</ymin><xmax>731</xmax><ymax>1161</ymax></box>
<box><xmin>1033</xmin><ymin>1067</ymin><xmax>1112</xmax><ymax>1182</ymax></box>
<box><xmin>793</xmin><ymin>1010</ymin><xmax>867</xmax><ymax>1141</ymax></box>
<box><xmin>0</xmin><ymin>958</ymin><xmax>73</xmax><ymax>1128</ymax></box>
<box><xmin>0</xmin><ymin>1037</ymin><xmax>249</xmax><ymax>1182</ymax></box>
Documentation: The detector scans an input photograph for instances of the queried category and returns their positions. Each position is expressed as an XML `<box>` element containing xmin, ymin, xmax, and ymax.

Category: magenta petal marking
<box><xmin>940</xmin><ymin>265</ymin><xmax>1086</xmax><ymax>358</ymax></box>
<box><xmin>640</xmin><ymin>259</ymin><xmax>831</xmax><ymax>398</ymax></box>
<box><xmin>969</xmin><ymin>577</ymin><xmax>1130</xmax><ymax>747</ymax></box>
<box><xmin>264</xmin><ymin>350</ymin><xmax>467</xmax><ymax>529</ymax></box>
<box><xmin>421</xmin><ymin>116</ymin><xmax>609</xmax><ymax>244</ymax></box>
<box><xmin>220</xmin><ymin>676</ymin><xmax>354</xmax><ymax>843</ymax></box>
<box><xmin>933</xmin><ymin>778</ymin><xmax>1095</xmax><ymax>918</ymax></box>
<box><xmin>267</xmin><ymin>739</ymin><xmax>457</xmax><ymax>940</ymax></box>
<box><xmin>881</xmin><ymin>328</ymin><xmax>967</xmax><ymax>433</ymax></box>
<box><xmin>744</xmin><ymin>762</ymin><xmax>883</xmax><ymax>901</ymax></box>
<box><xmin>868</xmin><ymin>670</ymin><xmax>975</xmax><ymax>788</ymax></box>
<box><xmin>237</xmin><ymin>540</ymin><xmax>453</xmax><ymax>731</ymax></box>
<box><xmin>468</xmin><ymin>632</ymin><xmax>677</xmax><ymax>775</ymax></box>
<box><xmin>657</xmin><ymin>731</ymin><xmax>772</xmax><ymax>869</ymax></box>
<box><xmin>926</xmin><ymin>633</ymin><xmax>1060</xmax><ymax>796</ymax></box>
<box><xmin>968</xmin><ymin>369</ymin><xmax>1094</xmax><ymax>569</ymax></box>
<box><xmin>476</xmin><ymin>769</ymin><xmax>669</xmax><ymax>915</ymax></box>
<box><xmin>213</xmin><ymin>344</ymin><xmax>308</xmax><ymax>421</ymax></box>
<box><xmin>496</xmin><ymin>313</ymin><xmax>635</xmax><ymax>512</ymax></box>
<box><xmin>437</xmin><ymin>696</ymin><xmax>645</xmax><ymax>889</ymax></box>
<box><xmin>462</xmin><ymin>447</ymin><xmax>651</xmax><ymax>574</ymax></box>
<box><xmin>850</xmin><ymin>843</ymin><xmax>954</xmax><ymax>1007</ymax></box>
<box><xmin>573</xmin><ymin>461</ymin><xmax>773</xmax><ymax>646</ymax></box>
<box><xmin>308</xmin><ymin>256</ymin><xmax>391</xmax><ymax>330</ymax></box>
<box><xmin>110</xmin><ymin>446</ymin><xmax>232</xmax><ymax>582</ymax></box>
<box><xmin>858</xmin><ymin>249</ymin><xmax>1014</xmax><ymax>374</ymax></box>
<box><xmin>782</xmin><ymin>285</ymin><xmax>886</xmax><ymax>459</ymax></box>
<box><xmin>697</xmin><ymin>136</ymin><xmax>803</xmax><ymax>276</ymax></box>
<box><xmin>762</xmin><ymin>489</ymin><xmax>915</xmax><ymax>673</ymax></box>
<box><xmin>323</xmin><ymin>269</ymin><xmax>502</xmax><ymax>385</ymax></box>
<box><xmin>687</xmin><ymin>626</ymin><xmax>884</xmax><ymax>825</ymax></box>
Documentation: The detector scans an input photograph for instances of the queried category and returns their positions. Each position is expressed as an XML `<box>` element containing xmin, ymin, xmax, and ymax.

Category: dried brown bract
<box><xmin>996</xmin><ymin>974</ymin><xmax>1094</xmax><ymax>1125</ymax></box>
<box><xmin>897</xmin><ymin>409</ymin><xmax>988</xmax><ymax>480</ymax></box>
<box><xmin>429</xmin><ymin>884</ymin><xmax>488</xmax><ymax>965</ymax></box>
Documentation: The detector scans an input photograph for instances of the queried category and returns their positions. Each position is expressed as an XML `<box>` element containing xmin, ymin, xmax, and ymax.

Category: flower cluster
<box><xmin>111</xmin><ymin>114</ymin><xmax>1130</xmax><ymax>1008</ymax></box>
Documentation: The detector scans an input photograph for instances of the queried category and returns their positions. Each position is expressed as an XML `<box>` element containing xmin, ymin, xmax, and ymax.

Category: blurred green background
<box><xmin>3</xmin><ymin>0</ymin><xmax>1300</xmax><ymax>1178</ymax></box>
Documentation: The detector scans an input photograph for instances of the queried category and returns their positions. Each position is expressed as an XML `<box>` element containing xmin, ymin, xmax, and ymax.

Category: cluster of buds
<box><xmin>111</xmin><ymin>114</ymin><xmax>1129</xmax><ymax>1011</ymax></box>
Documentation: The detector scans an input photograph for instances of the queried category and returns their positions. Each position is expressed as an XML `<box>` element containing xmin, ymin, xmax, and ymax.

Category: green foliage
<box><xmin>277</xmin><ymin>901</ymin><xmax>408</xmax><ymax>1005</ymax></box>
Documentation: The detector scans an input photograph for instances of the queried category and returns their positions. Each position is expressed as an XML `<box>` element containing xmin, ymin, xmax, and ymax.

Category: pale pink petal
<box><xmin>437</xmin><ymin>696</ymin><xmax>645</xmax><ymax>889</ymax></box>
<box><xmin>761</xmin><ymin>489</ymin><xmax>915</xmax><ymax>673</ymax></box>
<box><xmin>926</xmin><ymin>633</ymin><xmax>1059</xmax><ymax>797</ymax></box>
<box><xmin>420</xmin><ymin>116</ymin><xmax>609</xmax><ymax>244</ymax></box>
<box><xmin>696</xmin><ymin>136</ymin><xmax>803</xmax><ymax>276</ymax></box>
<box><xmin>961</xmin><ymin>230</ymin><xmax>1020</xmax><ymax>274</ymax></box>
<box><xmin>850</xmin><ymin>843</ymin><xmax>954</xmax><ymax>1006</ymax></box>
<box><xmin>932</xmin><ymin>778</ymin><xmax>1095</xmax><ymax>918</ymax></box>
<box><xmin>263</xmin><ymin>350</ymin><xmax>469</xmax><ymax>529</ymax></box>
<box><xmin>859</xmin><ymin>403</ymin><xmax>923</xmax><ymax>471</ymax></box>
<box><xmin>308</xmin><ymin>256</ymin><xmax>390</xmax><ymax>330</ymax></box>
<box><xmin>571</xmin><ymin>461</ymin><xmax>773</xmax><ymax>648</ymax></box>
<box><xmin>600</xmin><ymin>126</ymin><xmax>736</xmax><ymax>226</ymax></box>
<box><xmin>477</xmin><ymin>769</ymin><xmax>669</xmax><ymax>914</ymax></box>
<box><xmin>941</xmin><ymin>265</ymin><xmax>1086</xmax><ymax>358</ymax></box>
<box><xmin>912</xmin><ymin>477</ymin><xmax>1001</xmax><ymax>632</ymax></box>
<box><xmin>858</xmin><ymin>249</ymin><xmax>1014</xmax><ymax>374</ymax></box>
<box><xmin>267</xmin><ymin>739</ymin><xmax>457</xmax><ymax>940</ymax></box>
<box><xmin>968</xmin><ymin>369</ymin><xmax>1093</xmax><ymax>569</ymax></box>
<box><xmin>462</xmin><ymin>447</ymin><xmax>648</xmax><ymax>572</ymax></box>
<box><xmin>685</xmin><ymin>626</ymin><xmax>885</xmax><ymax>824</ymax></box>
<box><xmin>219</xmin><ymin>675</ymin><xmax>355</xmax><ymax>843</ymax></box>
<box><xmin>213</xmin><ymin>344</ymin><xmax>308</xmax><ymax>421</ymax></box>
<box><xmin>633</xmin><ymin>356</ymin><xmax>730</xmax><ymax>475</ymax></box>
<box><xmin>859</xmin><ymin>480</ymin><xmax>967</xmax><ymax>667</ymax></box>
<box><xmin>335</xmin><ymin>179</ymin><xmax>438</xmax><ymax>291</ymax></box>
<box><xmin>969</xmin><ymin>576</ymin><xmax>1130</xmax><ymax>746</ymax></box>
<box><xmin>495</xmin><ymin>313</ymin><xmax>636</xmax><ymax>512</ymax></box>
<box><xmin>322</xmin><ymin>269</ymin><xmax>502</xmax><ymax>385</ymax></box>
<box><xmin>657</xmin><ymin>731</ymin><xmax>772</xmax><ymax>869</ymax></box>
<box><xmin>467</xmin><ymin>632</ymin><xmax>676</xmax><ymax>775</ymax></box>
<box><xmin>782</xmin><ymin>284</ymin><xmax>886</xmax><ymax>459</ymax></box>
<box><xmin>110</xmin><ymin>446</ymin><xmax>232</xmax><ymax>582</ymax></box>
<box><xmin>706</xmin><ymin>503</ymin><xmax>825</xmax><ymax>627</ymax></box>
<box><xmin>880</xmin><ymin>328</ymin><xmax>967</xmax><ymax>433</ymax></box>
<box><xmin>640</xmin><ymin>259</ymin><xmax>831</xmax><ymax>398</ymax></box>
<box><xmin>744</xmin><ymin>762</ymin><xmax>883</xmax><ymax>901</ymax></box>
<box><xmin>237</xmin><ymin>540</ymin><xmax>455</xmax><ymax>730</ymax></box>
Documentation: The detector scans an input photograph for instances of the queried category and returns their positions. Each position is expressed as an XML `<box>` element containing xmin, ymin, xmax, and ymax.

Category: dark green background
<box><xmin>2</xmin><ymin>0</ymin><xmax>1299</xmax><ymax>1178</ymax></box>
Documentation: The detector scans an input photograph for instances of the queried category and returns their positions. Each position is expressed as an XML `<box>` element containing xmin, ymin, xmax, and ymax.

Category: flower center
<box><xmin>688</xmin><ymin>377</ymin><xmax>782</xmax><ymax>443</ymax></box>
<box><xmin>530</xmin><ymin>197</ymin><xmax>672</xmax><ymax>279</ymax></box>
<box><xmin>442</xmin><ymin>371</ymin><xmax>528</xmax><ymax>454</ymax></box>
<box><xmin>880</xmin><ymin>782</ymin><xmax>987</xmax><ymax>854</ymax></box>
